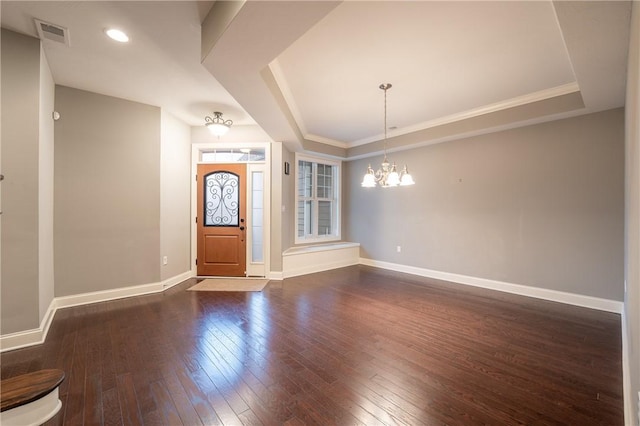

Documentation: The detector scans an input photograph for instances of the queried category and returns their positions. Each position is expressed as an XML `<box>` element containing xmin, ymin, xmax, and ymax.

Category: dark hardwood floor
<box><xmin>1</xmin><ymin>265</ymin><xmax>623</xmax><ymax>425</ymax></box>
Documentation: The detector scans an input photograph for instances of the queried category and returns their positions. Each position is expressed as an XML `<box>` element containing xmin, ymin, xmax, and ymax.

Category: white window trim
<box><xmin>246</xmin><ymin>164</ymin><xmax>266</xmax><ymax>277</ymax></box>
<box><xmin>294</xmin><ymin>153</ymin><xmax>341</xmax><ymax>244</ymax></box>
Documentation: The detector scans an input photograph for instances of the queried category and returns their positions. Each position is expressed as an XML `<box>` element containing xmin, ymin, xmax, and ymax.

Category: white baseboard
<box><xmin>40</xmin><ymin>299</ymin><xmax>57</xmax><ymax>346</ymax></box>
<box><xmin>0</xmin><ymin>297</ymin><xmax>56</xmax><ymax>353</ymax></box>
<box><xmin>284</xmin><ymin>258</ymin><xmax>359</xmax><ymax>279</ymax></box>
<box><xmin>55</xmin><ymin>281</ymin><xmax>164</xmax><ymax>310</ymax></box>
<box><xmin>0</xmin><ymin>270</ymin><xmax>194</xmax><ymax>353</ymax></box>
<box><xmin>162</xmin><ymin>270</ymin><xmax>194</xmax><ymax>290</ymax></box>
<box><xmin>0</xmin><ymin>327</ymin><xmax>45</xmax><ymax>353</ymax></box>
<box><xmin>283</xmin><ymin>242</ymin><xmax>360</xmax><ymax>279</ymax></box>
<box><xmin>269</xmin><ymin>271</ymin><xmax>284</xmax><ymax>280</ymax></box>
<box><xmin>360</xmin><ymin>258</ymin><xmax>623</xmax><ymax>313</ymax></box>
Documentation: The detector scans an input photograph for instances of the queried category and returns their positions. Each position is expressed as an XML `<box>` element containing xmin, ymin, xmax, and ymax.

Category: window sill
<box><xmin>294</xmin><ymin>235</ymin><xmax>341</xmax><ymax>246</ymax></box>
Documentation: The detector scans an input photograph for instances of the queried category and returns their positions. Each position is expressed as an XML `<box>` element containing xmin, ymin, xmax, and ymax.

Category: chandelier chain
<box><xmin>380</xmin><ymin>83</ymin><xmax>391</xmax><ymax>159</ymax></box>
<box><xmin>384</xmin><ymin>85</ymin><xmax>387</xmax><ymax>156</ymax></box>
<box><xmin>360</xmin><ymin>82</ymin><xmax>414</xmax><ymax>188</ymax></box>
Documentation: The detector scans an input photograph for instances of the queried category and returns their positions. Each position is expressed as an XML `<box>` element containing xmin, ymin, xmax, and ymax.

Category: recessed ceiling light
<box><xmin>105</xmin><ymin>28</ymin><xmax>129</xmax><ymax>43</ymax></box>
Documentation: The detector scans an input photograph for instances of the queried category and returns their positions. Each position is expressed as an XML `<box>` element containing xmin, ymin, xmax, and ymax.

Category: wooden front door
<box><xmin>197</xmin><ymin>163</ymin><xmax>247</xmax><ymax>276</ymax></box>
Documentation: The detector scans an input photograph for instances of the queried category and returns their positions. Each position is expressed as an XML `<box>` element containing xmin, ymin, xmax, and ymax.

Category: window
<box><xmin>295</xmin><ymin>154</ymin><xmax>341</xmax><ymax>243</ymax></box>
<box><xmin>201</xmin><ymin>148</ymin><xmax>265</xmax><ymax>163</ymax></box>
<box><xmin>251</xmin><ymin>171</ymin><xmax>264</xmax><ymax>263</ymax></box>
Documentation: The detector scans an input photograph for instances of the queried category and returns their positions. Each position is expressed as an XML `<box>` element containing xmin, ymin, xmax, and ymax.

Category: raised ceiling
<box><xmin>274</xmin><ymin>1</ymin><xmax>576</xmax><ymax>144</ymax></box>
<box><xmin>202</xmin><ymin>0</ymin><xmax>631</xmax><ymax>157</ymax></box>
<box><xmin>1</xmin><ymin>1</ymin><xmax>632</xmax><ymax>159</ymax></box>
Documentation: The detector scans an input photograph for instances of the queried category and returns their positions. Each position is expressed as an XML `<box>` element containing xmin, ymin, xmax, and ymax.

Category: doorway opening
<box><xmin>191</xmin><ymin>145</ymin><xmax>270</xmax><ymax>278</ymax></box>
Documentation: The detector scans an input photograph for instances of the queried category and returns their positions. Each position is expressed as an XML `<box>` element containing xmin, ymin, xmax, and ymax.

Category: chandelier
<box><xmin>205</xmin><ymin>111</ymin><xmax>233</xmax><ymax>137</ymax></box>
<box><xmin>361</xmin><ymin>84</ymin><xmax>414</xmax><ymax>188</ymax></box>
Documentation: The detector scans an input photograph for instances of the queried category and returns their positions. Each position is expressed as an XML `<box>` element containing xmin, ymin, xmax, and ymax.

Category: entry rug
<box><xmin>188</xmin><ymin>278</ymin><xmax>269</xmax><ymax>292</ymax></box>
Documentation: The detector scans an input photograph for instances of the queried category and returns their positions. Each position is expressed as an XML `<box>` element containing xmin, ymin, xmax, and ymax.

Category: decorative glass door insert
<box><xmin>205</xmin><ymin>171</ymin><xmax>239</xmax><ymax>226</ymax></box>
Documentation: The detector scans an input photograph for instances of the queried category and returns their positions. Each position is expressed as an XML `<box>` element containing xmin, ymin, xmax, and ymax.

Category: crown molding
<box><xmin>346</xmin><ymin>104</ymin><xmax>593</xmax><ymax>162</ymax></box>
<box><xmin>269</xmin><ymin>60</ymin><xmax>308</xmax><ymax>135</ymax></box>
<box><xmin>270</xmin><ymin>67</ymin><xmax>580</xmax><ymax>153</ymax></box>
<box><xmin>350</xmin><ymin>81</ymin><xmax>581</xmax><ymax>148</ymax></box>
<box><xmin>304</xmin><ymin>133</ymin><xmax>349</xmax><ymax>149</ymax></box>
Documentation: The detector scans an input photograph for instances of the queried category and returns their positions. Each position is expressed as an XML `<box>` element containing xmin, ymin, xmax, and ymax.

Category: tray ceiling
<box><xmin>1</xmin><ymin>1</ymin><xmax>632</xmax><ymax>158</ymax></box>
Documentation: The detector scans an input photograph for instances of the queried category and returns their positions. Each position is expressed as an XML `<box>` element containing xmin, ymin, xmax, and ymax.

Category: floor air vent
<box><xmin>34</xmin><ymin>19</ymin><xmax>70</xmax><ymax>46</ymax></box>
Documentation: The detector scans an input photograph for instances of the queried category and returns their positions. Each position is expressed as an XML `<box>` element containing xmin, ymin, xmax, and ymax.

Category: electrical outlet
<box><xmin>396</xmin><ymin>246</ymin><xmax>401</xmax><ymax>253</ymax></box>
<box><xmin>162</xmin><ymin>256</ymin><xmax>168</xmax><ymax>265</ymax></box>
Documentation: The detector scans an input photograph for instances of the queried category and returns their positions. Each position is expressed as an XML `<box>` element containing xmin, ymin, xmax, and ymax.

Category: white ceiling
<box><xmin>275</xmin><ymin>1</ymin><xmax>576</xmax><ymax>144</ymax></box>
<box><xmin>1</xmin><ymin>1</ymin><xmax>632</xmax><ymax>157</ymax></box>
<box><xmin>1</xmin><ymin>1</ymin><xmax>255</xmax><ymax>127</ymax></box>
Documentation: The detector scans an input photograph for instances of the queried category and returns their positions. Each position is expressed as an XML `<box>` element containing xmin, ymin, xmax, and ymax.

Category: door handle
<box><xmin>240</xmin><ymin>226</ymin><xmax>245</xmax><ymax>231</ymax></box>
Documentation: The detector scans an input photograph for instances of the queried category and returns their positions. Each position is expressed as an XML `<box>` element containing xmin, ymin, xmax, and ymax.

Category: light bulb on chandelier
<box><xmin>361</xmin><ymin>84</ymin><xmax>414</xmax><ymax>188</ymax></box>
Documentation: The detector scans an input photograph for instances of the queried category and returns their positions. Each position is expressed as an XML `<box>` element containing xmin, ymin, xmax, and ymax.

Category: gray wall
<box><xmin>345</xmin><ymin>108</ymin><xmax>624</xmax><ymax>301</ymax></box>
<box><xmin>624</xmin><ymin>2</ymin><xmax>640</xmax><ymax>423</ymax></box>
<box><xmin>270</xmin><ymin>142</ymin><xmax>284</xmax><ymax>272</ymax></box>
<box><xmin>54</xmin><ymin>86</ymin><xmax>161</xmax><ymax>296</ymax></box>
<box><xmin>1</xmin><ymin>30</ymin><xmax>42</xmax><ymax>334</ymax></box>
<box><xmin>38</xmin><ymin>45</ymin><xmax>55</xmax><ymax>323</ymax></box>
<box><xmin>282</xmin><ymin>145</ymin><xmax>294</xmax><ymax>251</ymax></box>
<box><xmin>160</xmin><ymin>110</ymin><xmax>191</xmax><ymax>281</ymax></box>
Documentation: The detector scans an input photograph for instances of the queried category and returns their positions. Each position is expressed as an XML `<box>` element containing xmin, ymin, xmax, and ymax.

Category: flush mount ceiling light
<box><xmin>361</xmin><ymin>84</ymin><xmax>415</xmax><ymax>188</ymax></box>
<box><xmin>205</xmin><ymin>111</ymin><xmax>233</xmax><ymax>137</ymax></box>
<box><xmin>105</xmin><ymin>28</ymin><xmax>129</xmax><ymax>43</ymax></box>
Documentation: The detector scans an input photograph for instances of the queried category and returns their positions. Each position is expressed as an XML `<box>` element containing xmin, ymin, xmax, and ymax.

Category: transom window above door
<box><xmin>201</xmin><ymin>148</ymin><xmax>265</xmax><ymax>163</ymax></box>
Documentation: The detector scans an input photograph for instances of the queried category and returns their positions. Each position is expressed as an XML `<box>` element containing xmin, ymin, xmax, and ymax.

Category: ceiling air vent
<box><xmin>34</xmin><ymin>19</ymin><xmax>70</xmax><ymax>46</ymax></box>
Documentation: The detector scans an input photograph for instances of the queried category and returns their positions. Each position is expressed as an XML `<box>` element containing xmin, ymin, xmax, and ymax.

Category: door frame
<box><xmin>191</xmin><ymin>142</ymin><xmax>271</xmax><ymax>278</ymax></box>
